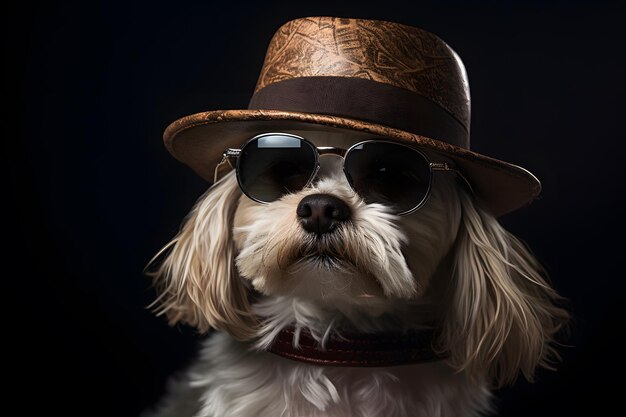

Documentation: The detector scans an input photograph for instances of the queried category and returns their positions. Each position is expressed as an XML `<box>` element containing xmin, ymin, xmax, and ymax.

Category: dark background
<box><xmin>7</xmin><ymin>1</ymin><xmax>625</xmax><ymax>415</ymax></box>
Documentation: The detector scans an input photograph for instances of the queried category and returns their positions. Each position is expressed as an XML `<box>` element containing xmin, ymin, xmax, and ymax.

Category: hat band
<box><xmin>248</xmin><ymin>76</ymin><xmax>469</xmax><ymax>148</ymax></box>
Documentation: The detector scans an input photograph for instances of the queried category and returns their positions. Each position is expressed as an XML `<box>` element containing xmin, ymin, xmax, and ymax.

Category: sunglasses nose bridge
<box><xmin>315</xmin><ymin>153</ymin><xmax>347</xmax><ymax>182</ymax></box>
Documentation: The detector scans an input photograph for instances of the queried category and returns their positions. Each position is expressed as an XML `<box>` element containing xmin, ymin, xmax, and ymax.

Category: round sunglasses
<box><xmin>219</xmin><ymin>133</ymin><xmax>458</xmax><ymax>215</ymax></box>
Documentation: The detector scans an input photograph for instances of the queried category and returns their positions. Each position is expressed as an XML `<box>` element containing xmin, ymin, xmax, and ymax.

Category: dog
<box><xmin>145</xmin><ymin>131</ymin><xmax>568</xmax><ymax>417</ymax></box>
<box><xmin>145</xmin><ymin>16</ymin><xmax>569</xmax><ymax>417</ymax></box>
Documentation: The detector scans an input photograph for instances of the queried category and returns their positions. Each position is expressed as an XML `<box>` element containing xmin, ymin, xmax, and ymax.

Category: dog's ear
<box><xmin>148</xmin><ymin>172</ymin><xmax>256</xmax><ymax>341</ymax></box>
<box><xmin>440</xmin><ymin>190</ymin><xmax>568</xmax><ymax>387</ymax></box>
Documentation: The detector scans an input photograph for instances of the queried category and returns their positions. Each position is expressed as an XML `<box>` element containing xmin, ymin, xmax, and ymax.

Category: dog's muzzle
<box><xmin>296</xmin><ymin>194</ymin><xmax>350</xmax><ymax>236</ymax></box>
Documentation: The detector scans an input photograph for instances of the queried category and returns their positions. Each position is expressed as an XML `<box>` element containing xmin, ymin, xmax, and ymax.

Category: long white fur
<box><xmin>146</xmin><ymin>151</ymin><xmax>567</xmax><ymax>417</ymax></box>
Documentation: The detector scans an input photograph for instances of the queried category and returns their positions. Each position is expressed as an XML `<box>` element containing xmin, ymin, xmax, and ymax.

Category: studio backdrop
<box><xmin>7</xmin><ymin>1</ymin><xmax>624</xmax><ymax>415</ymax></box>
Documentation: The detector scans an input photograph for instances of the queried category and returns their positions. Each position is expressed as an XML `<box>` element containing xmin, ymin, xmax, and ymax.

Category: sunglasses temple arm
<box><xmin>430</xmin><ymin>162</ymin><xmax>475</xmax><ymax>195</ymax></box>
<box><xmin>214</xmin><ymin>149</ymin><xmax>242</xmax><ymax>183</ymax></box>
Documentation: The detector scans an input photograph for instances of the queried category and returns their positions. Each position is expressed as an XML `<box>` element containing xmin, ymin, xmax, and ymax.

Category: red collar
<box><xmin>267</xmin><ymin>327</ymin><xmax>445</xmax><ymax>367</ymax></box>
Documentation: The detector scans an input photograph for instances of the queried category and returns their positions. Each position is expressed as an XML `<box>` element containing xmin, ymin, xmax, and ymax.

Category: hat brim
<box><xmin>164</xmin><ymin>109</ymin><xmax>541</xmax><ymax>216</ymax></box>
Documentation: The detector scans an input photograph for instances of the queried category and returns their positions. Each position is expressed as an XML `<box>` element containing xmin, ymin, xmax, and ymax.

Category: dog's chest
<box><xmin>187</xmin><ymin>333</ymin><xmax>491</xmax><ymax>417</ymax></box>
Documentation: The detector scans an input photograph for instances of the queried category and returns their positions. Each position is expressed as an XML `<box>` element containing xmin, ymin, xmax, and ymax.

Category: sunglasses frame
<box><xmin>220</xmin><ymin>132</ymin><xmax>459</xmax><ymax>216</ymax></box>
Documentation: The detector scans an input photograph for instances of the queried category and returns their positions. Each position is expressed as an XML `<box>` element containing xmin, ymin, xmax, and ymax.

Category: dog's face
<box><xmin>232</xmin><ymin>151</ymin><xmax>461</xmax><ymax>314</ymax></box>
<box><xmin>150</xmin><ymin>131</ymin><xmax>567</xmax><ymax>387</ymax></box>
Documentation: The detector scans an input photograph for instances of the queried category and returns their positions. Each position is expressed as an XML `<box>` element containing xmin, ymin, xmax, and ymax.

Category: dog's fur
<box><xmin>147</xmin><ymin>142</ymin><xmax>567</xmax><ymax>417</ymax></box>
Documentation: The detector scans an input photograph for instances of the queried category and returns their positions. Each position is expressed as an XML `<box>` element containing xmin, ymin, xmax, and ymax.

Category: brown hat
<box><xmin>163</xmin><ymin>16</ymin><xmax>540</xmax><ymax>216</ymax></box>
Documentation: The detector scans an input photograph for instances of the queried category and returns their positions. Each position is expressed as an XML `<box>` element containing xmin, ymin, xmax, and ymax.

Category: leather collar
<box><xmin>267</xmin><ymin>327</ymin><xmax>445</xmax><ymax>367</ymax></box>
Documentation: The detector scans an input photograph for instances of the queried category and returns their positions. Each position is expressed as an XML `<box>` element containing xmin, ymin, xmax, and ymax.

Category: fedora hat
<box><xmin>163</xmin><ymin>16</ymin><xmax>540</xmax><ymax>216</ymax></box>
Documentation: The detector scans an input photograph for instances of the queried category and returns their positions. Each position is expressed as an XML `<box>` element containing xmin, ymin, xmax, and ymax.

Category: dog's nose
<box><xmin>296</xmin><ymin>194</ymin><xmax>350</xmax><ymax>236</ymax></box>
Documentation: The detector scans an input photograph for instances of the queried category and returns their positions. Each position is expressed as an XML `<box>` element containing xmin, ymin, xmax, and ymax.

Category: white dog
<box><xmin>146</xmin><ymin>132</ymin><xmax>567</xmax><ymax>417</ymax></box>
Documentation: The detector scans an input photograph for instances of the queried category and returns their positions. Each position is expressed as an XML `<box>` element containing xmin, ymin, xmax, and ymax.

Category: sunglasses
<box><xmin>220</xmin><ymin>133</ymin><xmax>458</xmax><ymax>215</ymax></box>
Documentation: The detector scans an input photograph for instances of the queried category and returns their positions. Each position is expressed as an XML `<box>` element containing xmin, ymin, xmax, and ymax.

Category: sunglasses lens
<box><xmin>237</xmin><ymin>134</ymin><xmax>317</xmax><ymax>202</ymax></box>
<box><xmin>344</xmin><ymin>142</ymin><xmax>431</xmax><ymax>213</ymax></box>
